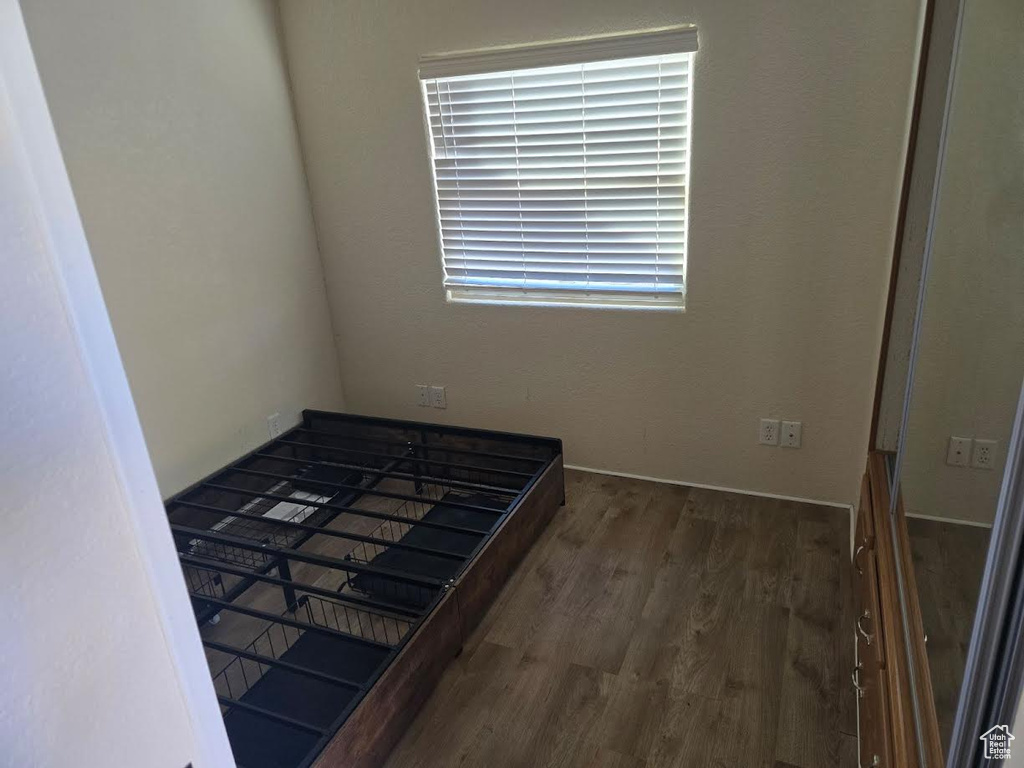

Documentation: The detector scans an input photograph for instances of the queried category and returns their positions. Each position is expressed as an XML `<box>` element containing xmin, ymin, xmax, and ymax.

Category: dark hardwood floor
<box><xmin>907</xmin><ymin>516</ymin><xmax>991</xmax><ymax>750</ymax></box>
<box><xmin>383</xmin><ymin>469</ymin><xmax>855</xmax><ymax>768</ymax></box>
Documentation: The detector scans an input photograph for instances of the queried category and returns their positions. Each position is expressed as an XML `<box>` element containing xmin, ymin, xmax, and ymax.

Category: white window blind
<box><xmin>419</xmin><ymin>27</ymin><xmax>697</xmax><ymax>309</ymax></box>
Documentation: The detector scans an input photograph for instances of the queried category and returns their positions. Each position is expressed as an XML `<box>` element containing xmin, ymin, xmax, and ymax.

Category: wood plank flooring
<box><xmin>906</xmin><ymin>517</ymin><xmax>991</xmax><ymax>750</ymax></box>
<box><xmin>383</xmin><ymin>470</ymin><xmax>854</xmax><ymax>768</ymax></box>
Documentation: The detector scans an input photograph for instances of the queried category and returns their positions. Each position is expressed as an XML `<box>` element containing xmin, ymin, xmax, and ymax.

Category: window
<box><xmin>419</xmin><ymin>27</ymin><xmax>697</xmax><ymax>310</ymax></box>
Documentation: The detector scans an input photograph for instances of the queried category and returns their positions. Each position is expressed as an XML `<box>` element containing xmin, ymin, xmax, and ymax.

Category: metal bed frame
<box><xmin>166</xmin><ymin>410</ymin><xmax>563</xmax><ymax>768</ymax></box>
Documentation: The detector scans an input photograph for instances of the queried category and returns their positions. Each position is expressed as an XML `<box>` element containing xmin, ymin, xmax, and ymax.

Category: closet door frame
<box><xmin>884</xmin><ymin>0</ymin><xmax>967</xmax><ymax>760</ymax></box>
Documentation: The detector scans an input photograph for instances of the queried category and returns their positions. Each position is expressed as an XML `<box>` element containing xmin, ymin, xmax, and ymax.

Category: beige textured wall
<box><xmin>279</xmin><ymin>0</ymin><xmax>921</xmax><ymax>505</ymax></box>
<box><xmin>20</xmin><ymin>0</ymin><xmax>345</xmax><ymax>496</ymax></box>
<box><xmin>900</xmin><ymin>0</ymin><xmax>1024</xmax><ymax>525</ymax></box>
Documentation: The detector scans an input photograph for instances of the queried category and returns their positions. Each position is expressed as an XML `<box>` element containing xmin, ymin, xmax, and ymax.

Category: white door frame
<box><xmin>0</xmin><ymin>1</ymin><xmax>233</xmax><ymax>765</ymax></box>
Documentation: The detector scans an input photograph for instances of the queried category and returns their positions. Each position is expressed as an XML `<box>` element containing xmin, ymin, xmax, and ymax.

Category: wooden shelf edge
<box><xmin>892</xmin><ymin>480</ymin><xmax>946</xmax><ymax>767</ymax></box>
<box><xmin>867</xmin><ymin>452</ymin><xmax>945</xmax><ymax>768</ymax></box>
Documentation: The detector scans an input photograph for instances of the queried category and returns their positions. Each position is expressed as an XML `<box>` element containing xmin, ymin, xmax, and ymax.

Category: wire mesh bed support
<box><xmin>166</xmin><ymin>410</ymin><xmax>563</xmax><ymax>768</ymax></box>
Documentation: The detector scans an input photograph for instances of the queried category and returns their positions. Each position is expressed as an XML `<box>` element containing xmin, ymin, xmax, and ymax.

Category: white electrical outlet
<box><xmin>267</xmin><ymin>412</ymin><xmax>282</xmax><ymax>438</ymax></box>
<box><xmin>972</xmin><ymin>439</ymin><xmax>997</xmax><ymax>470</ymax></box>
<box><xmin>415</xmin><ymin>384</ymin><xmax>430</xmax><ymax>407</ymax></box>
<box><xmin>947</xmin><ymin>436</ymin><xmax>972</xmax><ymax>467</ymax></box>
<box><xmin>430</xmin><ymin>385</ymin><xmax>447</xmax><ymax>409</ymax></box>
<box><xmin>759</xmin><ymin>419</ymin><xmax>780</xmax><ymax>446</ymax></box>
<box><xmin>780</xmin><ymin>420</ymin><xmax>802</xmax><ymax>448</ymax></box>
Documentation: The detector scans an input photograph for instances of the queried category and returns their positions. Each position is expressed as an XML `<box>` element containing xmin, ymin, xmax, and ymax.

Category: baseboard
<box><xmin>905</xmin><ymin>511</ymin><xmax>994</xmax><ymax>529</ymax></box>
<box><xmin>563</xmin><ymin>463</ymin><xmax>853</xmax><ymax>510</ymax></box>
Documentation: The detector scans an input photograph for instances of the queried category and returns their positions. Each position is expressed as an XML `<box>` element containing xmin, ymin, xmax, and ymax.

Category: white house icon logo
<box><xmin>980</xmin><ymin>725</ymin><xmax>1014</xmax><ymax>760</ymax></box>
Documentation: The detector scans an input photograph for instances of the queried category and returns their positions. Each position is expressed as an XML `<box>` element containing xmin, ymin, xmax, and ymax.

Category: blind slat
<box><xmin>432</xmin><ymin>142</ymin><xmax>687</xmax><ymax>160</ymax></box>
<box><xmin>432</xmin><ymin>66</ymin><xmax>689</xmax><ymax>96</ymax></box>
<box><xmin>432</xmin><ymin>126</ymin><xmax>687</xmax><ymax>150</ymax></box>
<box><xmin>429</xmin><ymin>89</ymin><xmax>688</xmax><ymax>117</ymax></box>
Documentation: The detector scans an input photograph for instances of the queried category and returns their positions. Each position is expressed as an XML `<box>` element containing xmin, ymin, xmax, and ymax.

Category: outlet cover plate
<box><xmin>972</xmin><ymin>439</ymin><xmax>997</xmax><ymax>470</ymax></box>
<box><xmin>780</xmin><ymin>420</ymin><xmax>802</xmax><ymax>448</ymax></box>
<box><xmin>430</xmin><ymin>385</ymin><xmax>447</xmax><ymax>409</ymax></box>
<box><xmin>759</xmin><ymin>419</ymin><xmax>780</xmax><ymax>446</ymax></box>
<box><xmin>947</xmin><ymin>436</ymin><xmax>972</xmax><ymax>467</ymax></box>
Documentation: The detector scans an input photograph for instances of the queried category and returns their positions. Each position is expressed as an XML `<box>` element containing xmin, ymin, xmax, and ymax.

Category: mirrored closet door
<box><xmin>889</xmin><ymin>0</ymin><xmax>1023</xmax><ymax>759</ymax></box>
